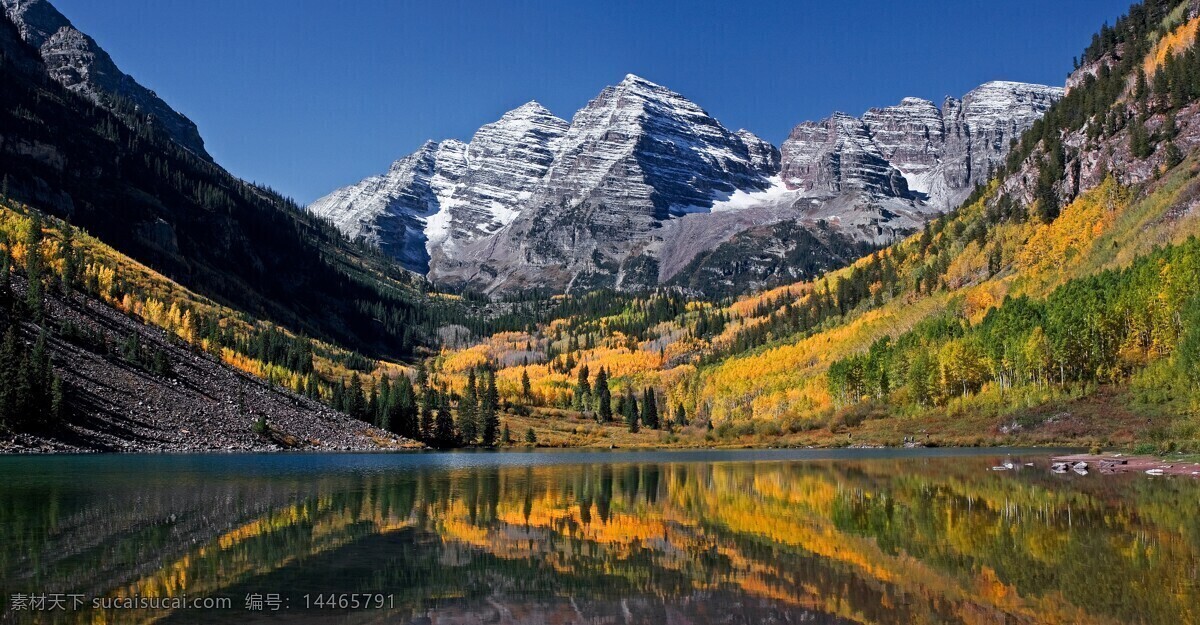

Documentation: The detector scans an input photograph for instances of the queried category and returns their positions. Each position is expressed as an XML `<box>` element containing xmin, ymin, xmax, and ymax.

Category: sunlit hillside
<box><xmin>427</xmin><ymin>5</ymin><xmax>1200</xmax><ymax>450</ymax></box>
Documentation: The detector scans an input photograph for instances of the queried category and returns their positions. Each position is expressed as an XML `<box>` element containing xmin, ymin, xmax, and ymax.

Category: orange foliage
<box><xmin>1145</xmin><ymin>16</ymin><xmax>1200</xmax><ymax>76</ymax></box>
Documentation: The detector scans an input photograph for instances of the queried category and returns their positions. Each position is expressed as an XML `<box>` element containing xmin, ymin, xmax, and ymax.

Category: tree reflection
<box><xmin>0</xmin><ymin>455</ymin><xmax>1197</xmax><ymax>624</ymax></box>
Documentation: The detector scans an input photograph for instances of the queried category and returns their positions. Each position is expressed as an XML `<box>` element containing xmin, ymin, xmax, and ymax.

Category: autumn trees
<box><xmin>0</xmin><ymin>211</ymin><xmax>64</xmax><ymax>432</ymax></box>
<box><xmin>827</xmin><ymin>236</ymin><xmax>1200</xmax><ymax>412</ymax></box>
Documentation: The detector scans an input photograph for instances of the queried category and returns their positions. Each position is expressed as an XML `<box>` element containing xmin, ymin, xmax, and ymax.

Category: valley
<box><xmin>0</xmin><ymin>0</ymin><xmax>1197</xmax><ymax>457</ymax></box>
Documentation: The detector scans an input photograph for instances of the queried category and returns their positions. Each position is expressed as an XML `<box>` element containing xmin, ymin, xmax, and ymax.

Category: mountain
<box><xmin>311</xmin><ymin>76</ymin><xmax>1060</xmax><ymax>297</ymax></box>
<box><xmin>1</xmin><ymin>0</ymin><xmax>210</xmax><ymax>160</ymax></box>
<box><xmin>778</xmin><ymin>81</ymin><xmax>1064</xmax><ymax>241</ymax></box>
<box><xmin>309</xmin><ymin>102</ymin><xmax>569</xmax><ymax>273</ymax></box>
<box><xmin>430</xmin><ymin>74</ymin><xmax>782</xmax><ymax>293</ymax></box>
<box><xmin>0</xmin><ymin>1</ymin><xmax>461</xmax><ymax>360</ymax></box>
<box><xmin>430</xmin><ymin>0</ymin><xmax>1200</xmax><ymax>449</ymax></box>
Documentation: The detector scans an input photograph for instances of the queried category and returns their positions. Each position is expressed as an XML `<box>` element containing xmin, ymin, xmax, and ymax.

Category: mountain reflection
<box><xmin>1</xmin><ymin>452</ymin><xmax>1198</xmax><ymax>624</ymax></box>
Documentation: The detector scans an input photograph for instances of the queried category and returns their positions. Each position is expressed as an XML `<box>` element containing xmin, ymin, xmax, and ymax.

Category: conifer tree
<box><xmin>1130</xmin><ymin>114</ymin><xmax>1153</xmax><ymax>158</ymax></box>
<box><xmin>459</xmin><ymin>369</ymin><xmax>479</xmax><ymax>444</ymax></box>
<box><xmin>674</xmin><ymin>402</ymin><xmax>687</xmax><ymax>428</ymax></box>
<box><xmin>24</xmin><ymin>212</ymin><xmax>43</xmax><ymax>321</ymax></box>
<box><xmin>388</xmin><ymin>374</ymin><xmax>417</xmax><ymax>438</ymax></box>
<box><xmin>377</xmin><ymin>375</ymin><xmax>392</xmax><ymax>430</ymax></box>
<box><xmin>595</xmin><ymin>367</ymin><xmax>612</xmax><ymax>422</ymax></box>
<box><xmin>641</xmin><ymin>387</ymin><xmax>659</xmax><ymax>429</ymax></box>
<box><xmin>480</xmin><ymin>370</ymin><xmax>499</xmax><ymax>446</ymax></box>
<box><xmin>623</xmin><ymin>388</ymin><xmax>639</xmax><ymax>433</ymax></box>
<box><xmin>419</xmin><ymin>386</ymin><xmax>435</xmax><ymax>440</ymax></box>
<box><xmin>433</xmin><ymin>393</ymin><xmax>456</xmax><ymax>447</ymax></box>
<box><xmin>347</xmin><ymin>373</ymin><xmax>366</xmax><ymax>420</ymax></box>
<box><xmin>577</xmin><ymin>364</ymin><xmax>590</xmax><ymax>396</ymax></box>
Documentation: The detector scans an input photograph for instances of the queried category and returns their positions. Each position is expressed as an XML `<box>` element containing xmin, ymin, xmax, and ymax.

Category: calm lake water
<box><xmin>1</xmin><ymin>448</ymin><xmax>1197</xmax><ymax>624</ymax></box>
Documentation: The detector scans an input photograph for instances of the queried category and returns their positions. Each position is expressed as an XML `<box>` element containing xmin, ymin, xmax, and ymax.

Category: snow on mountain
<box><xmin>308</xmin><ymin>103</ymin><xmax>568</xmax><ymax>273</ymax></box>
<box><xmin>781</xmin><ymin>80</ymin><xmax>1064</xmax><ymax>221</ymax></box>
<box><xmin>431</xmin><ymin>74</ymin><xmax>783</xmax><ymax>292</ymax></box>
<box><xmin>311</xmin><ymin>75</ymin><xmax>1061</xmax><ymax>295</ymax></box>
<box><xmin>529</xmin><ymin>74</ymin><xmax>778</xmax><ymax>219</ymax></box>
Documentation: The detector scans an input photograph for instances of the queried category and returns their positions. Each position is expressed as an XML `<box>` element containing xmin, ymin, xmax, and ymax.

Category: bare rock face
<box><xmin>737</xmin><ymin>129</ymin><xmax>783</xmax><ymax>172</ymax></box>
<box><xmin>781</xmin><ymin>113</ymin><xmax>910</xmax><ymax>198</ymax></box>
<box><xmin>430</xmin><ymin>103</ymin><xmax>568</xmax><ymax>266</ymax></box>
<box><xmin>312</xmin><ymin>76</ymin><xmax>1061</xmax><ymax>296</ymax></box>
<box><xmin>781</xmin><ymin>81</ymin><xmax>1063</xmax><ymax>215</ymax></box>
<box><xmin>862</xmin><ymin>97</ymin><xmax>945</xmax><ymax>193</ymax></box>
<box><xmin>309</xmin><ymin>102</ymin><xmax>569</xmax><ymax>275</ymax></box>
<box><xmin>947</xmin><ymin>81</ymin><xmax>1064</xmax><ymax>196</ymax></box>
<box><xmin>1</xmin><ymin>0</ymin><xmax>211</xmax><ymax>160</ymax></box>
<box><xmin>307</xmin><ymin>140</ymin><xmax>466</xmax><ymax>272</ymax></box>
<box><xmin>462</xmin><ymin>74</ymin><xmax>780</xmax><ymax>292</ymax></box>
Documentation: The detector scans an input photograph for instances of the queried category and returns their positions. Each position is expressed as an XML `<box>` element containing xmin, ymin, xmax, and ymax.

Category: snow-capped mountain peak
<box><xmin>311</xmin><ymin>75</ymin><xmax>1060</xmax><ymax>296</ymax></box>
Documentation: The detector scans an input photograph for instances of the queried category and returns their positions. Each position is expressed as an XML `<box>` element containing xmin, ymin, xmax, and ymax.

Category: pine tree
<box><xmin>49</xmin><ymin>374</ymin><xmax>64</xmax><ymax>424</ymax></box>
<box><xmin>595</xmin><ymin>367</ymin><xmax>612</xmax><ymax>422</ymax></box>
<box><xmin>641</xmin><ymin>387</ymin><xmax>659</xmax><ymax>429</ymax></box>
<box><xmin>459</xmin><ymin>369</ymin><xmax>479</xmax><ymax>444</ymax></box>
<box><xmin>366</xmin><ymin>385</ymin><xmax>379</xmax><ymax>427</ymax></box>
<box><xmin>24</xmin><ymin>212</ymin><xmax>43</xmax><ymax>321</ymax></box>
<box><xmin>524</xmin><ymin>427</ymin><xmax>537</xmax><ymax>445</ymax></box>
<box><xmin>433</xmin><ymin>393</ymin><xmax>456</xmax><ymax>447</ymax></box>
<box><xmin>415</xmin><ymin>361</ymin><xmax>428</xmax><ymax>388</ymax></box>
<box><xmin>1129</xmin><ymin>114</ymin><xmax>1153</xmax><ymax>158</ymax></box>
<box><xmin>377</xmin><ymin>375</ymin><xmax>392</xmax><ymax>429</ymax></box>
<box><xmin>0</xmin><ymin>326</ymin><xmax>20</xmax><ymax>429</ymax></box>
<box><xmin>501</xmin><ymin>421</ymin><xmax>512</xmax><ymax>445</ymax></box>
<box><xmin>521</xmin><ymin>368</ymin><xmax>532</xmax><ymax>401</ymax></box>
<box><xmin>60</xmin><ymin>222</ymin><xmax>79</xmax><ymax>295</ymax></box>
<box><xmin>1134</xmin><ymin>66</ymin><xmax>1149</xmax><ymax>104</ymax></box>
<box><xmin>623</xmin><ymin>388</ymin><xmax>639</xmax><ymax>433</ymax></box>
<box><xmin>390</xmin><ymin>375</ymin><xmax>417</xmax><ymax>438</ymax></box>
<box><xmin>480</xmin><ymin>370</ymin><xmax>499</xmax><ymax>446</ymax></box>
<box><xmin>305</xmin><ymin>374</ymin><xmax>320</xmax><ymax>400</ymax></box>
<box><xmin>674</xmin><ymin>402</ymin><xmax>687</xmax><ymax>427</ymax></box>
<box><xmin>347</xmin><ymin>373</ymin><xmax>366</xmax><ymax>420</ymax></box>
<box><xmin>419</xmin><ymin>387</ymin><xmax>435</xmax><ymax>440</ymax></box>
<box><xmin>1164</xmin><ymin>141</ymin><xmax>1184</xmax><ymax>169</ymax></box>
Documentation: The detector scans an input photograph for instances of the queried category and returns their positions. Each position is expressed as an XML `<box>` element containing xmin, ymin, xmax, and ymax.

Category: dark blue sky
<box><xmin>53</xmin><ymin>0</ymin><xmax>1132</xmax><ymax>204</ymax></box>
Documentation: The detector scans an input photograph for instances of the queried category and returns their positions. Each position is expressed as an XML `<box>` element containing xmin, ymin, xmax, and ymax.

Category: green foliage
<box><xmin>595</xmin><ymin>367</ymin><xmax>612</xmax><ymax>422</ymax></box>
<box><xmin>480</xmin><ymin>370</ymin><xmax>499</xmax><ymax>446</ymax></box>
<box><xmin>458</xmin><ymin>370</ymin><xmax>479</xmax><ymax>445</ymax></box>
<box><xmin>828</xmin><ymin>235</ymin><xmax>1200</xmax><ymax>414</ymax></box>
<box><xmin>623</xmin><ymin>388</ymin><xmax>639</xmax><ymax>433</ymax></box>
<box><xmin>640</xmin><ymin>387</ymin><xmax>659</xmax><ymax>429</ymax></box>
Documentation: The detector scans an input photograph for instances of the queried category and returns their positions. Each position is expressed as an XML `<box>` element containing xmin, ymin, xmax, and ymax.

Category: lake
<box><xmin>0</xmin><ymin>448</ymin><xmax>1197</xmax><ymax>624</ymax></box>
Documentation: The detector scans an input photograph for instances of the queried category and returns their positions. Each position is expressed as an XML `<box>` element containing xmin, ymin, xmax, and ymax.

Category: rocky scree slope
<box><xmin>1</xmin><ymin>276</ymin><xmax>417</xmax><ymax>453</ymax></box>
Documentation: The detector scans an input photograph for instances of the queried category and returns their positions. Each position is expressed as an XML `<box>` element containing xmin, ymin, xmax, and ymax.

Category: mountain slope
<box><xmin>312</xmin><ymin>76</ymin><xmax>1060</xmax><ymax>297</ymax></box>
<box><xmin>309</xmin><ymin>102</ymin><xmax>569</xmax><ymax>273</ymax></box>
<box><xmin>0</xmin><ymin>4</ymin><xmax>449</xmax><ymax>359</ymax></box>
<box><xmin>427</xmin><ymin>0</ymin><xmax>1200</xmax><ymax>449</ymax></box>
<box><xmin>0</xmin><ymin>199</ymin><xmax>420</xmax><ymax>452</ymax></box>
<box><xmin>2</xmin><ymin>0</ymin><xmax>210</xmax><ymax>160</ymax></box>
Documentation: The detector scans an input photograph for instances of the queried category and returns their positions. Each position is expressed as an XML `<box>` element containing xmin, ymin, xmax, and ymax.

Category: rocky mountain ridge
<box><xmin>1</xmin><ymin>0</ymin><xmax>210</xmax><ymax>160</ymax></box>
<box><xmin>311</xmin><ymin>76</ymin><xmax>1062</xmax><ymax>296</ymax></box>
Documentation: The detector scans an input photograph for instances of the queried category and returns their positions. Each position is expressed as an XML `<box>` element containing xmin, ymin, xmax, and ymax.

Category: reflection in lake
<box><xmin>0</xmin><ymin>449</ymin><xmax>1197</xmax><ymax>624</ymax></box>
